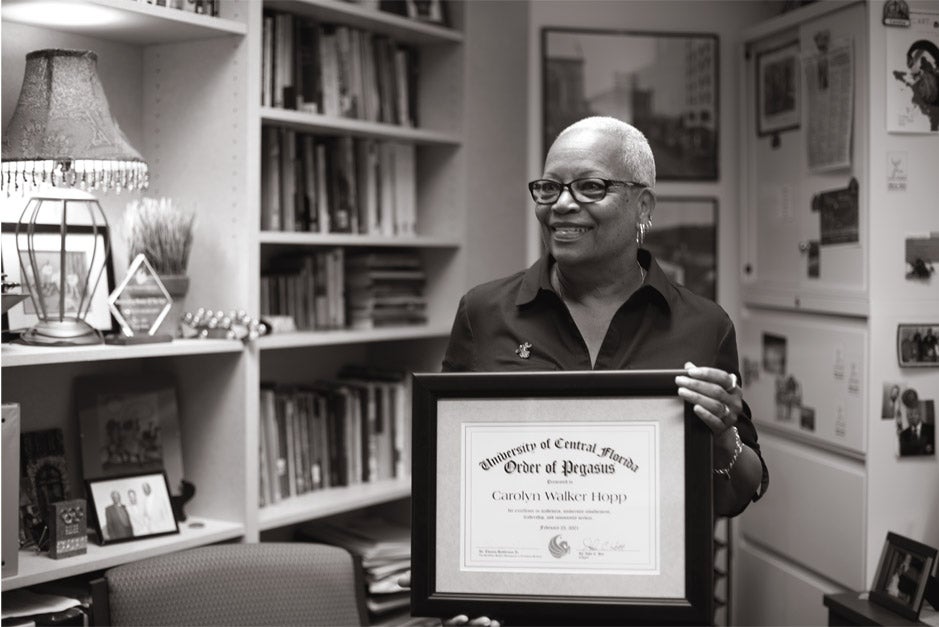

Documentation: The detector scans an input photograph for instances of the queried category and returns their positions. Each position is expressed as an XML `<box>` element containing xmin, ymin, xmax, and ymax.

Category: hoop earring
<box><xmin>636</xmin><ymin>222</ymin><xmax>649</xmax><ymax>245</ymax></box>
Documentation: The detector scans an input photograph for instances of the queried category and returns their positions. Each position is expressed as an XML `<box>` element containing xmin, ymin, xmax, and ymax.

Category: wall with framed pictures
<box><xmin>735</xmin><ymin>2</ymin><xmax>939</xmax><ymax>625</ymax></box>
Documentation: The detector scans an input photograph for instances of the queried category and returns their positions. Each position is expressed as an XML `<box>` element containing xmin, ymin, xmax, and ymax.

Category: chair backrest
<box><xmin>102</xmin><ymin>543</ymin><xmax>368</xmax><ymax>626</ymax></box>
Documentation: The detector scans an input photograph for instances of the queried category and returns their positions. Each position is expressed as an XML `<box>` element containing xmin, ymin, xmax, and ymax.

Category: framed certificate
<box><xmin>410</xmin><ymin>370</ymin><xmax>713</xmax><ymax>625</ymax></box>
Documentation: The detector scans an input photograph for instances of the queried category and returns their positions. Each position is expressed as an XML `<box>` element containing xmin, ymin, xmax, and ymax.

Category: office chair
<box><xmin>92</xmin><ymin>543</ymin><xmax>368</xmax><ymax>626</ymax></box>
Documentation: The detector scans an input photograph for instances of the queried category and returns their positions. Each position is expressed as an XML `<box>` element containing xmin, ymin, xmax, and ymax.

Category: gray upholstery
<box><xmin>104</xmin><ymin>543</ymin><xmax>367</xmax><ymax>626</ymax></box>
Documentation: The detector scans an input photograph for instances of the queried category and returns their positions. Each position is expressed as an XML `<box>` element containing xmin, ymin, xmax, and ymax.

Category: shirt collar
<box><xmin>515</xmin><ymin>249</ymin><xmax>674</xmax><ymax>312</ymax></box>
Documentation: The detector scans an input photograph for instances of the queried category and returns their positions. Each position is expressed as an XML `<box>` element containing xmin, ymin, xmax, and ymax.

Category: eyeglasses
<box><xmin>528</xmin><ymin>178</ymin><xmax>643</xmax><ymax>204</ymax></box>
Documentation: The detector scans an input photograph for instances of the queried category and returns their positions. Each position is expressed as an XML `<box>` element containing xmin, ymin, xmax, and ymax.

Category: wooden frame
<box><xmin>542</xmin><ymin>28</ymin><xmax>719</xmax><ymax>181</ymax></box>
<box><xmin>85</xmin><ymin>471</ymin><xmax>179</xmax><ymax>545</ymax></box>
<box><xmin>1</xmin><ymin>222</ymin><xmax>116</xmax><ymax>334</ymax></box>
<box><xmin>869</xmin><ymin>532</ymin><xmax>937</xmax><ymax>621</ymax></box>
<box><xmin>756</xmin><ymin>40</ymin><xmax>801</xmax><ymax>137</ymax></box>
<box><xmin>410</xmin><ymin>370</ymin><xmax>713</xmax><ymax>626</ymax></box>
<box><xmin>644</xmin><ymin>196</ymin><xmax>718</xmax><ymax>301</ymax></box>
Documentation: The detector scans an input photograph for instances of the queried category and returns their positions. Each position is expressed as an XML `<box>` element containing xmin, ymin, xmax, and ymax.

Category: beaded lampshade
<box><xmin>1</xmin><ymin>49</ymin><xmax>149</xmax><ymax>345</ymax></box>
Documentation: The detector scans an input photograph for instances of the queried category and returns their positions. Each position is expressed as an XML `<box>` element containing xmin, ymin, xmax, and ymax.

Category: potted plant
<box><xmin>123</xmin><ymin>197</ymin><xmax>195</xmax><ymax>336</ymax></box>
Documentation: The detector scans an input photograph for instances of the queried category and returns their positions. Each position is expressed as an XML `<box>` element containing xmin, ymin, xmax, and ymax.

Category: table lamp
<box><xmin>1</xmin><ymin>49</ymin><xmax>148</xmax><ymax>345</ymax></box>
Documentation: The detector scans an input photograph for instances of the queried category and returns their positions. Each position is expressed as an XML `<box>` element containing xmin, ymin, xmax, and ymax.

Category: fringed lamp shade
<box><xmin>2</xmin><ymin>49</ymin><xmax>149</xmax><ymax>345</ymax></box>
<box><xmin>1</xmin><ymin>49</ymin><xmax>148</xmax><ymax>194</ymax></box>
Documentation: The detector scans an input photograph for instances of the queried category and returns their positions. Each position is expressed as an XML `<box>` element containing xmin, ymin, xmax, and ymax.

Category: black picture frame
<box><xmin>542</xmin><ymin>28</ymin><xmax>719</xmax><ymax>181</ymax></box>
<box><xmin>756</xmin><ymin>40</ymin><xmax>801</xmax><ymax>137</ymax></box>
<box><xmin>410</xmin><ymin>370</ymin><xmax>713</xmax><ymax>626</ymax></box>
<box><xmin>869</xmin><ymin>532</ymin><xmax>937</xmax><ymax>621</ymax></box>
<box><xmin>85</xmin><ymin>471</ymin><xmax>179</xmax><ymax>545</ymax></box>
<box><xmin>644</xmin><ymin>196</ymin><xmax>718</xmax><ymax>301</ymax></box>
<box><xmin>896</xmin><ymin>323</ymin><xmax>939</xmax><ymax>367</ymax></box>
<box><xmin>1</xmin><ymin>222</ymin><xmax>117</xmax><ymax>335</ymax></box>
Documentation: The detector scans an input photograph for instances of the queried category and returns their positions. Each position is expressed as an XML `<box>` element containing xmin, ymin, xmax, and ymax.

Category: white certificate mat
<box><xmin>435</xmin><ymin>396</ymin><xmax>686</xmax><ymax>599</ymax></box>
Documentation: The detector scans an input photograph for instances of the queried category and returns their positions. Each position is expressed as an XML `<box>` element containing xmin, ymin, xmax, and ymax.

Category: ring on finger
<box><xmin>719</xmin><ymin>403</ymin><xmax>731</xmax><ymax>419</ymax></box>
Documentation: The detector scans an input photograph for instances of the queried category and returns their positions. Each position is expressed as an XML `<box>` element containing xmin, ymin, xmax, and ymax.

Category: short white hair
<box><xmin>555</xmin><ymin>116</ymin><xmax>656</xmax><ymax>187</ymax></box>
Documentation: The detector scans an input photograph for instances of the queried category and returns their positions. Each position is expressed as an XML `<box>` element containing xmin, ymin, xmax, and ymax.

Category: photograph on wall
<box><xmin>642</xmin><ymin>197</ymin><xmax>716</xmax><ymax>300</ymax></box>
<box><xmin>756</xmin><ymin>40</ymin><xmax>801</xmax><ymax>136</ymax></box>
<box><xmin>886</xmin><ymin>12</ymin><xmax>939</xmax><ymax>133</ymax></box>
<box><xmin>893</xmin><ymin>386</ymin><xmax>935</xmax><ymax>457</ymax></box>
<box><xmin>905</xmin><ymin>235</ymin><xmax>939</xmax><ymax>280</ymax></box>
<box><xmin>76</xmin><ymin>373</ymin><xmax>184</xmax><ymax>490</ymax></box>
<box><xmin>897</xmin><ymin>323</ymin><xmax>939</xmax><ymax>367</ymax></box>
<box><xmin>85</xmin><ymin>471</ymin><xmax>178</xmax><ymax>544</ymax></box>
<box><xmin>813</xmin><ymin>178</ymin><xmax>859</xmax><ymax>246</ymax></box>
<box><xmin>543</xmin><ymin>28</ymin><xmax>719</xmax><ymax>180</ymax></box>
<box><xmin>882</xmin><ymin>382</ymin><xmax>905</xmax><ymax>419</ymax></box>
<box><xmin>762</xmin><ymin>333</ymin><xmax>787</xmax><ymax>375</ymax></box>
<box><xmin>774</xmin><ymin>374</ymin><xmax>802</xmax><ymax>422</ymax></box>
<box><xmin>799</xmin><ymin>406</ymin><xmax>816</xmax><ymax>432</ymax></box>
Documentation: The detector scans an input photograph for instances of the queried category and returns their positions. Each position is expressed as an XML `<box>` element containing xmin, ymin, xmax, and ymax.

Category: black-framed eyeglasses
<box><xmin>527</xmin><ymin>178</ymin><xmax>643</xmax><ymax>204</ymax></box>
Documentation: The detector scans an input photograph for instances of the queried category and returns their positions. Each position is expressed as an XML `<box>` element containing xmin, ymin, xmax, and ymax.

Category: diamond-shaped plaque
<box><xmin>108</xmin><ymin>254</ymin><xmax>172</xmax><ymax>338</ymax></box>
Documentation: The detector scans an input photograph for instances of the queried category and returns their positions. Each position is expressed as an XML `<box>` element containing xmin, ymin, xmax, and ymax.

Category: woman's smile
<box><xmin>550</xmin><ymin>222</ymin><xmax>592</xmax><ymax>241</ymax></box>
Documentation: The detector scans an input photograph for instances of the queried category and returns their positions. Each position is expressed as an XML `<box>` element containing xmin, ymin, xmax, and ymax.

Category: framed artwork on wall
<box><xmin>644</xmin><ymin>197</ymin><xmax>717</xmax><ymax>301</ymax></box>
<box><xmin>542</xmin><ymin>28</ymin><xmax>719</xmax><ymax>181</ymax></box>
<box><xmin>756</xmin><ymin>41</ymin><xmax>801</xmax><ymax>136</ymax></box>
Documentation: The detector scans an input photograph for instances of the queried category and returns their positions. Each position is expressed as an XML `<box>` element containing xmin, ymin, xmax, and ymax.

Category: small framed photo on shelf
<box><xmin>405</xmin><ymin>0</ymin><xmax>445</xmax><ymax>25</ymax></box>
<box><xmin>0</xmin><ymin>222</ymin><xmax>116</xmax><ymax>334</ymax></box>
<box><xmin>869</xmin><ymin>532</ymin><xmax>937</xmax><ymax>621</ymax></box>
<box><xmin>756</xmin><ymin>41</ymin><xmax>801</xmax><ymax>136</ymax></box>
<box><xmin>85</xmin><ymin>471</ymin><xmax>178</xmax><ymax>545</ymax></box>
<box><xmin>897</xmin><ymin>323</ymin><xmax>939</xmax><ymax>367</ymax></box>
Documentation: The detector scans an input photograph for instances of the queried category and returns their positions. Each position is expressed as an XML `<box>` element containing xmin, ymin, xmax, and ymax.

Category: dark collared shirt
<box><xmin>442</xmin><ymin>250</ymin><xmax>768</xmax><ymax>508</ymax></box>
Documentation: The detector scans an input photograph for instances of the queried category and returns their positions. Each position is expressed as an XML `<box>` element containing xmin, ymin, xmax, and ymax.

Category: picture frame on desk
<box><xmin>409</xmin><ymin>370</ymin><xmax>713</xmax><ymax>626</ymax></box>
<box><xmin>0</xmin><ymin>223</ymin><xmax>117</xmax><ymax>335</ymax></box>
<box><xmin>85</xmin><ymin>471</ymin><xmax>178</xmax><ymax>545</ymax></box>
<box><xmin>869</xmin><ymin>531</ymin><xmax>937</xmax><ymax>621</ymax></box>
<box><xmin>755</xmin><ymin>41</ymin><xmax>801</xmax><ymax>137</ymax></box>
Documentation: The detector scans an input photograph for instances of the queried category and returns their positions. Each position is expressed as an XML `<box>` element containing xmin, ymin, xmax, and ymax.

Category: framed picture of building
<box><xmin>643</xmin><ymin>197</ymin><xmax>718</xmax><ymax>301</ymax></box>
<box><xmin>542</xmin><ymin>28</ymin><xmax>719</xmax><ymax>181</ymax></box>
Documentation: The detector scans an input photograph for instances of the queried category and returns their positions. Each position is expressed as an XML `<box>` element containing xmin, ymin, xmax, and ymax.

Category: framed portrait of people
<box><xmin>410</xmin><ymin>370</ymin><xmax>713</xmax><ymax>625</ymax></box>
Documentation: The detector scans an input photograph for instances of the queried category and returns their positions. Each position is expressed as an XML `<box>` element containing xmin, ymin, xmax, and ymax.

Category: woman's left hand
<box><xmin>674</xmin><ymin>361</ymin><xmax>742</xmax><ymax>438</ymax></box>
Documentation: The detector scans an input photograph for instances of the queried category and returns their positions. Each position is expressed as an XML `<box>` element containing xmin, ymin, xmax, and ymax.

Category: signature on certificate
<box><xmin>582</xmin><ymin>537</ymin><xmax>628</xmax><ymax>552</ymax></box>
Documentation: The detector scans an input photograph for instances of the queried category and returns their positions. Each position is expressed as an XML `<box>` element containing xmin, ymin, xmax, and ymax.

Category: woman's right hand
<box><xmin>396</xmin><ymin>574</ymin><xmax>501</xmax><ymax>627</ymax></box>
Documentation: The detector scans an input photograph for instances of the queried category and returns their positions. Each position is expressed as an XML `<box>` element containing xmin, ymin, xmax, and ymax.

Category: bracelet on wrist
<box><xmin>713</xmin><ymin>426</ymin><xmax>742</xmax><ymax>479</ymax></box>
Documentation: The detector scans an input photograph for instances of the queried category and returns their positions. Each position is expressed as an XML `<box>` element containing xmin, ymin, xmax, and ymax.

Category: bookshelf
<box><xmin>1</xmin><ymin>0</ymin><xmax>528</xmax><ymax>601</ymax></box>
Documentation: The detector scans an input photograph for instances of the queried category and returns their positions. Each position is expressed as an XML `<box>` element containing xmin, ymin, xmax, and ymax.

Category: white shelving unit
<box><xmin>1</xmin><ymin>339</ymin><xmax>243</xmax><ymax>368</ymax></box>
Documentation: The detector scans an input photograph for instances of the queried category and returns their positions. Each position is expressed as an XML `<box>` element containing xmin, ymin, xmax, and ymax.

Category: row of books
<box><xmin>298</xmin><ymin>515</ymin><xmax>412</xmax><ymax>620</ymax></box>
<box><xmin>262</xmin><ymin>11</ymin><xmax>418</xmax><ymax>127</ymax></box>
<box><xmin>258</xmin><ymin>369</ymin><xmax>411</xmax><ymax>507</ymax></box>
<box><xmin>260</xmin><ymin>249</ymin><xmax>428</xmax><ymax>331</ymax></box>
<box><xmin>261</xmin><ymin>127</ymin><xmax>417</xmax><ymax>236</ymax></box>
<box><xmin>137</xmin><ymin>0</ymin><xmax>220</xmax><ymax>16</ymax></box>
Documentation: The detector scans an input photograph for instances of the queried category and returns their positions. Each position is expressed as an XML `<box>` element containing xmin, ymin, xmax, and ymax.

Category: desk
<box><xmin>824</xmin><ymin>592</ymin><xmax>929</xmax><ymax>626</ymax></box>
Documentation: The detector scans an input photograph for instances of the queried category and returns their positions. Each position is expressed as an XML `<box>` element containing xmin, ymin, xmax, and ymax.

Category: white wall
<box><xmin>525</xmin><ymin>0</ymin><xmax>783</xmax><ymax>320</ymax></box>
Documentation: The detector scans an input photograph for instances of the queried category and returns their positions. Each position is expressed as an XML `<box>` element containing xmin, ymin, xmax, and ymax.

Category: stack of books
<box><xmin>261</xmin><ymin>248</ymin><xmax>346</xmax><ymax>331</ymax></box>
<box><xmin>298</xmin><ymin>515</ymin><xmax>412</xmax><ymax>622</ymax></box>
<box><xmin>345</xmin><ymin>250</ymin><xmax>427</xmax><ymax>329</ymax></box>
<box><xmin>258</xmin><ymin>369</ymin><xmax>410</xmax><ymax>508</ymax></box>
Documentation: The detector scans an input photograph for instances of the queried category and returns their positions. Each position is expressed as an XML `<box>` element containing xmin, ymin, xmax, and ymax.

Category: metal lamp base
<box><xmin>20</xmin><ymin>319</ymin><xmax>103</xmax><ymax>346</ymax></box>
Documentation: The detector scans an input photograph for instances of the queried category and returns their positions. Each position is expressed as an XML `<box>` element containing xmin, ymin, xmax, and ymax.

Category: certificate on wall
<box><xmin>410</xmin><ymin>371</ymin><xmax>713</xmax><ymax>626</ymax></box>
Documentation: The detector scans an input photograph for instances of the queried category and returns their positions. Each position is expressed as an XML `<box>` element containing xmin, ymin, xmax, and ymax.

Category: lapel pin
<box><xmin>516</xmin><ymin>342</ymin><xmax>532</xmax><ymax>359</ymax></box>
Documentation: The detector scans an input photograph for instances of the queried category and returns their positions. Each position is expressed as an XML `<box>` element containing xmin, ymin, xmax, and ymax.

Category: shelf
<box><xmin>261</xmin><ymin>108</ymin><xmax>462</xmax><ymax>145</ymax></box>
<box><xmin>258</xmin><ymin>478</ymin><xmax>411</xmax><ymax>530</ymax></box>
<box><xmin>257</xmin><ymin>324</ymin><xmax>450</xmax><ymax>350</ymax></box>
<box><xmin>1</xmin><ymin>0</ymin><xmax>247</xmax><ymax>45</ymax></box>
<box><xmin>1</xmin><ymin>517</ymin><xmax>244</xmax><ymax>591</ymax></box>
<box><xmin>1</xmin><ymin>338</ymin><xmax>244</xmax><ymax>367</ymax></box>
<box><xmin>265</xmin><ymin>0</ymin><xmax>462</xmax><ymax>45</ymax></box>
<box><xmin>259</xmin><ymin>232</ymin><xmax>461</xmax><ymax>248</ymax></box>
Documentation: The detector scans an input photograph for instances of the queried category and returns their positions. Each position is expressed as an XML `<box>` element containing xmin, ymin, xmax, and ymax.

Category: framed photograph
<box><xmin>410</xmin><ymin>370</ymin><xmax>713</xmax><ymax>625</ymax></box>
<box><xmin>542</xmin><ymin>28</ymin><xmax>719</xmax><ymax>181</ymax></box>
<box><xmin>1</xmin><ymin>223</ymin><xmax>116</xmax><ymax>334</ymax></box>
<box><xmin>85</xmin><ymin>471</ymin><xmax>178</xmax><ymax>545</ymax></box>
<box><xmin>869</xmin><ymin>532</ymin><xmax>937</xmax><ymax>620</ymax></box>
<box><xmin>756</xmin><ymin>41</ymin><xmax>801</xmax><ymax>136</ymax></box>
<box><xmin>643</xmin><ymin>197</ymin><xmax>717</xmax><ymax>300</ymax></box>
<box><xmin>75</xmin><ymin>373</ymin><xmax>185</xmax><ymax>492</ymax></box>
<box><xmin>897</xmin><ymin>323</ymin><xmax>939</xmax><ymax>367</ymax></box>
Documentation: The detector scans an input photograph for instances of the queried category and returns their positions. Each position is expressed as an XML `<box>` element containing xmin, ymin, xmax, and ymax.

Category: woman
<box><xmin>442</xmin><ymin>116</ymin><xmax>767</xmax><ymax>517</ymax></box>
